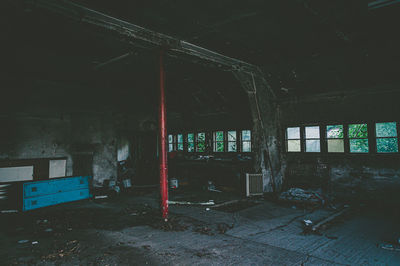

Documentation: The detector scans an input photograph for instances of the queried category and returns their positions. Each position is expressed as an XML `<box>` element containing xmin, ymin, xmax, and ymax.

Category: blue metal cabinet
<box><xmin>22</xmin><ymin>176</ymin><xmax>92</xmax><ymax>211</ymax></box>
<box><xmin>23</xmin><ymin>176</ymin><xmax>89</xmax><ymax>198</ymax></box>
<box><xmin>23</xmin><ymin>188</ymin><xmax>90</xmax><ymax>211</ymax></box>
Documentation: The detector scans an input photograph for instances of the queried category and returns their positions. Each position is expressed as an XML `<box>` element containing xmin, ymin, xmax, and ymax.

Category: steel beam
<box><xmin>31</xmin><ymin>0</ymin><xmax>258</xmax><ymax>74</ymax></box>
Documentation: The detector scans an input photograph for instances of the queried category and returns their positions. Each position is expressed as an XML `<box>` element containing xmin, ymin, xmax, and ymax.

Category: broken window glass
<box><xmin>327</xmin><ymin>125</ymin><xmax>344</xmax><ymax>152</ymax></box>
<box><xmin>227</xmin><ymin>131</ymin><xmax>237</xmax><ymax>152</ymax></box>
<box><xmin>376</xmin><ymin>122</ymin><xmax>398</xmax><ymax>153</ymax></box>
<box><xmin>187</xmin><ymin>133</ymin><xmax>194</xmax><ymax>152</ymax></box>
<box><xmin>305</xmin><ymin>126</ymin><xmax>320</xmax><ymax>152</ymax></box>
<box><xmin>241</xmin><ymin>130</ymin><xmax>251</xmax><ymax>152</ymax></box>
<box><xmin>213</xmin><ymin>131</ymin><xmax>224</xmax><ymax>152</ymax></box>
<box><xmin>286</xmin><ymin>127</ymin><xmax>300</xmax><ymax>152</ymax></box>
<box><xmin>349</xmin><ymin>124</ymin><xmax>368</xmax><ymax>153</ymax></box>
<box><xmin>196</xmin><ymin>132</ymin><xmax>206</xmax><ymax>152</ymax></box>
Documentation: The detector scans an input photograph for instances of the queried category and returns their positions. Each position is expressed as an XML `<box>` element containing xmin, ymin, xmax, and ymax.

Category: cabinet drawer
<box><xmin>23</xmin><ymin>188</ymin><xmax>90</xmax><ymax>211</ymax></box>
<box><xmin>23</xmin><ymin>176</ymin><xmax>90</xmax><ymax>198</ymax></box>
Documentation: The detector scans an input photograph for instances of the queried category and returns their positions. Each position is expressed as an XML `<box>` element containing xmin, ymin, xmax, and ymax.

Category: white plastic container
<box><xmin>170</xmin><ymin>178</ymin><xmax>178</xmax><ymax>189</ymax></box>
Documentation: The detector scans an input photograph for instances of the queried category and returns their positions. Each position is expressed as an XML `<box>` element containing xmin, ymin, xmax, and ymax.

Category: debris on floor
<box><xmin>380</xmin><ymin>243</ymin><xmax>400</xmax><ymax>252</ymax></box>
<box><xmin>168</xmin><ymin>200</ymin><xmax>215</xmax><ymax>206</ymax></box>
<box><xmin>303</xmin><ymin>206</ymin><xmax>349</xmax><ymax>234</ymax></box>
<box><xmin>279</xmin><ymin>188</ymin><xmax>325</xmax><ymax>206</ymax></box>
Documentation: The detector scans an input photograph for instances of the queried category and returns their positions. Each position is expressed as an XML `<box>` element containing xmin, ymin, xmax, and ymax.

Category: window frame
<box><xmin>226</xmin><ymin>130</ymin><xmax>238</xmax><ymax>152</ymax></box>
<box><xmin>375</xmin><ymin>121</ymin><xmax>399</xmax><ymax>153</ymax></box>
<box><xmin>196</xmin><ymin>132</ymin><xmax>206</xmax><ymax>152</ymax></box>
<box><xmin>304</xmin><ymin>125</ymin><xmax>321</xmax><ymax>153</ymax></box>
<box><xmin>168</xmin><ymin>134</ymin><xmax>175</xmax><ymax>152</ymax></box>
<box><xmin>285</xmin><ymin>126</ymin><xmax>302</xmax><ymax>153</ymax></box>
<box><xmin>213</xmin><ymin>130</ymin><xmax>225</xmax><ymax>152</ymax></box>
<box><xmin>326</xmin><ymin>124</ymin><xmax>345</xmax><ymax>153</ymax></box>
<box><xmin>176</xmin><ymin>133</ymin><xmax>184</xmax><ymax>151</ymax></box>
<box><xmin>348</xmin><ymin>123</ymin><xmax>370</xmax><ymax>154</ymax></box>
<box><xmin>187</xmin><ymin>132</ymin><xmax>195</xmax><ymax>153</ymax></box>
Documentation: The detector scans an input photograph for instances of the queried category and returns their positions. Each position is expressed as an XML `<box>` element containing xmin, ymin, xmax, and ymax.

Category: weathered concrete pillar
<box><xmin>233</xmin><ymin>70</ymin><xmax>285</xmax><ymax>193</ymax></box>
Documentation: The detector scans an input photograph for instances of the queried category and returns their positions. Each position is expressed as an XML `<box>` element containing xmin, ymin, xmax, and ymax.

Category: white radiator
<box><xmin>246</xmin><ymin>173</ymin><xmax>263</xmax><ymax>197</ymax></box>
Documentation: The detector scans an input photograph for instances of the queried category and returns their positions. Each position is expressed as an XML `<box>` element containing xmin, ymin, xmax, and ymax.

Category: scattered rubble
<box><xmin>279</xmin><ymin>188</ymin><xmax>325</xmax><ymax>206</ymax></box>
<box><xmin>303</xmin><ymin>207</ymin><xmax>349</xmax><ymax>234</ymax></box>
<box><xmin>380</xmin><ymin>243</ymin><xmax>400</xmax><ymax>252</ymax></box>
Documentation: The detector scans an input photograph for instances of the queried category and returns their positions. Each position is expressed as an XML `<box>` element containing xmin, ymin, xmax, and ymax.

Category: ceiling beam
<box><xmin>368</xmin><ymin>0</ymin><xmax>400</xmax><ymax>9</ymax></box>
<box><xmin>30</xmin><ymin>0</ymin><xmax>258</xmax><ymax>74</ymax></box>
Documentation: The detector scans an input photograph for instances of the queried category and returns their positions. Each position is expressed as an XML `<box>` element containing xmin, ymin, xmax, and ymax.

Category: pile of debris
<box><xmin>279</xmin><ymin>188</ymin><xmax>325</xmax><ymax>206</ymax></box>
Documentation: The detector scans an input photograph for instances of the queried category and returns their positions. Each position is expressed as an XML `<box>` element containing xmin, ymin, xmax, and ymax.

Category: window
<box><xmin>177</xmin><ymin>134</ymin><xmax>183</xmax><ymax>151</ymax></box>
<box><xmin>187</xmin><ymin>133</ymin><xmax>195</xmax><ymax>152</ymax></box>
<box><xmin>286</xmin><ymin>127</ymin><xmax>300</xmax><ymax>152</ymax></box>
<box><xmin>196</xmin><ymin>132</ymin><xmax>206</xmax><ymax>152</ymax></box>
<box><xmin>168</xmin><ymin>134</ymin><xmax>174</xmax><ymax>152</ymax></box>
<box><xmin>241</xmin><ymin>130</ymin><xmax>251</xmax><ymax>152</ymax></box>
<box><xmin>327</xmin><ymin>125</ymin><xmax>344</xmax><ymax>152</ymax></box>
<box><xmin>305</xmin><ymin>126</ymin><xmax>320</xmax><ymax>152</ymax></box>
<box><xmin>349</xmin><ymin>124</ymin><xmax>368</xmax><ymax>153</ymax></box>
<box><xmin>376</xmin><ymin>122</ymin><xmax>398</xmax><ymax>153</ymax></box>
<box><xmin>213</xmin><ymin>131</ymin><xmax>224</xmax><ymax>152</ymax></box>
<box><xmin>227</xmin><ymin>131</ymin><xmax>237</xmax><ymax>152</ymax></box>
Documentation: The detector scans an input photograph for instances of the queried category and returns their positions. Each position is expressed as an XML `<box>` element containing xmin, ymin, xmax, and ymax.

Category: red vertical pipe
<box><xmin>159</xmin><ymin>50</ymin><xmax>169</xmax><ymax>220</ymax></box>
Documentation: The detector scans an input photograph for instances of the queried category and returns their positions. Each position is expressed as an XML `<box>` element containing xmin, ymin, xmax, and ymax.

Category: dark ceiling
<box><xmin>71</xmin><ymin>0</ymin><xmax>400</xmax><ymax>95</ymax></box>
<box><xmin>1</xmin><ymin>0</ymin><xmax>399</xmax><ymax>118</ymax></box>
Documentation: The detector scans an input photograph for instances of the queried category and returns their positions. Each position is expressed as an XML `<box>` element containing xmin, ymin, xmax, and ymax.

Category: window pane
<box><xmin>376</xmin><ymin>122</ymin><xmax>397</xmax><ymax>137</ymax></box>
<box><xmin>188</xmin><ymin>143</ymin><xmax>194</xmax><ymax>152</ymax></box>
<box><xmin>287</xmin><ymin>140</ymin><xmax>300</xmax><ymax>152</ymax></box>
<box><xmin>328</xmin><ymin>139</ymin><xmax>344</xmax><ymax>152</ymax></box>
<box><xmin>287</xmin><ymin>127</ymin><xmax>300</xmax><ymax>139</ymax></box>
<box><xmin>350</xmin><ymin>139</ymin><xmax>369</xmax><ymax>153</ymax></box>
<box><xmin>242</xmin><ymin>142</ymin><xmax>251</xmax><ymax>152</ymax></box>
<box><xmin>228</xmin><ymin>131</ymin><xmax>236</xmax><ymax>141</ymax></box>
<box><xmin>177</xmin><ymin>143</ymin><xmax>183</xmax><ymax>151</ymax></box>
<box><xmin>197</xmin><ymin>132</ymin><xmax>205</xmax><ymax>141</ymax></box>
<box><xmin>349</xmin><ymin>124</ymin><xmax>368</xmax><ymax>138</ymax></box>
<box><xmin>228</xmin><ymin>142</ymin><xmax>237</xmax><ymax>152</ymax></box>
<box><xmin>305</xmin><ymin>126</ymin><xmax>320</xmax><ymax>138</ymax></box>
<box><xmin>327</xmin><ymin>125</ymin><xmax>343</xmax><ymax>139</ymax></box>
<box><xmin>306</xmin><ymin>140</ymin><xmax>320</xmax><ymax>152</ymax></box>
<box><xmin>168</xmin><ymin>144</ymin><xmax>173</xmax><ymax>152</ymax></box>
<box><xmin>197</xmin><ymin>143</ymin><xmax>205</xmax><ymax>152</ymax></box>
<box><xmin>216</xmin><ymin>142</ymin><xmax>224</xmax><ymax>152</ymax></box>
<box><xmin>168</xmin><ymin>135</ymin><xmax>173</xmax><ymax>143</ymax></box>
<box><xmin>177</xmin><ymin>134</ymin><xmax>183</xmax><ymax>143</ymax></box>
<box><xmin>215</xmin><ymin>131</ymin><xmax>224</xmax><ymax>141</ymax></box>
<box><xmin>187</xmin><ymin>133</ymin><xmax>194</xmax><ymax>142</ymax></box>
<box><xmin>242</xmin><ymin>130</ymin><xmax>251</xmax><ymax>141</ymax></box>
<box><xmin>377</xmin><ymin>138</ymin><xmax>398</xmax><ymax>153</ymax></box>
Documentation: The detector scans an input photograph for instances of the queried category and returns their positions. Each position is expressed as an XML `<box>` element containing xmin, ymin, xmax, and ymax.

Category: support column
<box><xmin>159</xmin><ymin>51</ymin><xmax>169</xmax><ymax>220</ymax></box>
<box><xmin>233</xmin><ymin>70</ymin><xmax>284</xmax><ymax>193</ymax></box>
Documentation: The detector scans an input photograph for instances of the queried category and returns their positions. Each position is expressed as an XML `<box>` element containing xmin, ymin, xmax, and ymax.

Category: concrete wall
<box><xmin>0</xmin><ymin>112</ymin><xmax>119</xmax><ymax>186</ymax></box>
<box><xmin>279</xmin><ymin>88</ymin><xmax>400</xmax><ymax>202</ymax></box>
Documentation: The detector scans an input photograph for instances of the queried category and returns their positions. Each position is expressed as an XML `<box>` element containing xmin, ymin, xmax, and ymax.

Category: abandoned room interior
<box><xmin>1</xmin><ymin>0</ymin><xmax>400</xmax><ymax>265</ymax></box>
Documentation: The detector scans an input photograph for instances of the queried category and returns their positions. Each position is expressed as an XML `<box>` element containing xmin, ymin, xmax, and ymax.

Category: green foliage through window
<box><xmin>349</xmin><ymin>124</ymin><xmax>369</xmax><ymax>153</ymax></box>
<box><xmin>376</xmin><ymin>122</ymin><xmax>398</xmax><ymax>153</ymax></box>
<box><xmin>214</xmin><ymin>131</ymin><xmax>224</xmax><ymax>152</ymax></box>
<box><xmin>197</xmin><ymin>133</ymin><xmax>206</xmax><ymax>152</ymax></box>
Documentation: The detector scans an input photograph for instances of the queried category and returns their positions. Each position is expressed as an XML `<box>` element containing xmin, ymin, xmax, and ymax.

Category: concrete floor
<box><xmin>1</xmin><ymin>192</ymin><xmax>400</xmax><ymax>265</ymax></box>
